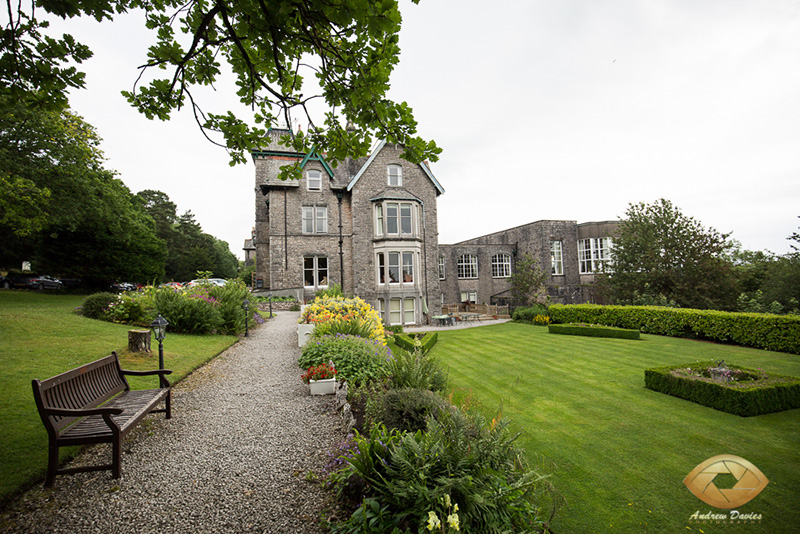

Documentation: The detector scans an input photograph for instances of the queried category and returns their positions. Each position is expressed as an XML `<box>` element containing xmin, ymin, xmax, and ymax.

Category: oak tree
<box><xmin>2</xmin><ymin>0</ymin><xmax>440</xmax><ymax>172</ymax></box>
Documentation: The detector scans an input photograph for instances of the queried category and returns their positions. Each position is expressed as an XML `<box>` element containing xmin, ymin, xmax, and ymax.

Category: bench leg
<box><xmin>111</xmin><ymin>436</ymin><xmax>122</xmax><ymax>479</ymax></box>
<box><xmin>45</xmin><ymin>442</ymin><xmax>59</xmax><ymax>488</ymax></box>
<box><xmin>165</xmin><ymin>390</ymin><xmax>172</xmax><ymax>419</ymax></box>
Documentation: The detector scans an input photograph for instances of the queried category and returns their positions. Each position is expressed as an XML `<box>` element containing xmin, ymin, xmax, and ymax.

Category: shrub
<box><xmin>379</xmin><ymin>388</ymin><xmax>451</xmax><ymax>433</ymax></box>
<box><xmin>329</xmin><ymin>412</ymin><xmax>558</xmax><ymax>533</ymax></box>
<box><xmin>152</xmin><ymin>286</ymin><xmax>221</xmax><ymax>334</ymax></box>
<box><xmin>81</xmin><ymin>292</ymin><xmax>119</xmax><ymax>320</ymax></box>
<box><xmin>210</xmin><ymin>280</ymin><xmax>248</xmax><ymax>334</ymax></box>
<box><xmin>393</xmin><ymin>332</ymin><xmax>438</xmax><ymax>354</ymax></box>
<box><xmin>300</xmin><ymin>295</ymin><xmax>386</xmax><ymax>345</ymax></box>
<box><xmin>550</xmin><ymin>304</ymin><xmax>800</xmax><ymax>355</ymax></box>
<box><xmin>645</xmin><ymin>362</ymin><xmax>800</xmax><ymax>417</ymax></box>
<box><xmin>103</xmin><ymin>292</ymin><xmax>147</xmax><ymax>324</ymax></box>
<box><xmin>385</xmin><ymin>324</ymin><xmax>404</xmax><ymax>335</ymax></box>
<box><xmin>386</xmin><ymin>348</ymin><xmax>447</xmax><ymax>392</ymax></box>
<box><xmin>299</xmin><ymin>334</ymin><xmax>390</xmax><ymax>386</ymax></box>
<box><xmin>548</xmin><ymin>323</ymin><xmax>640</xmax><ymax>340</ymax></box>
<box><xmin>512</xmin><ymin>304</ymin><xmax>550</xmax><ymax>323</ymax></box>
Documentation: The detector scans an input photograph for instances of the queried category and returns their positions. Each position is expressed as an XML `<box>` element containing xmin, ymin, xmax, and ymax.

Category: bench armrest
<box><xmin>44</xmin><ymin>406</ymin><xmax>124</xmax><ymax>417</ymax></box>
<box><xmin>121</xmin><ymin>368</ymin><xmax>173</xmax><ymax>377</ymax></box>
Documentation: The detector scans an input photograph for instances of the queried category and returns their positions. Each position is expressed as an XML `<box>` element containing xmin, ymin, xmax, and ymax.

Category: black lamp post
<box><xmin>150</xmin><ymin>315</ymin><xmax>168</xmax><ymax>372</ymax></box>
<box><xmin>268</xmin><ymin>292</ymin><xmax>273</xmax><ymax>318</ymax></box>
<box><xmin>243</xmin><ymin>298</ymin><xmax>250</xmax><ymax>337</ymax></box>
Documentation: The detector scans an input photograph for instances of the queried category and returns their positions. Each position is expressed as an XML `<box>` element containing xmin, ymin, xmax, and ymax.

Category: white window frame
<box><xmin>375</xmin><ymin>204</ymin><xmax>384</xmax><ymax>236</ymax></box>
<box><xmin>302</xmin><ymin>206</ymin><xmax>327</xmax><ymax>234</ymax></box>
<box><xmin>377</xmin><ymin>298</ymin><xmax>385</xmax><ymax>322</ymax></box>
<box><xmin>388</xmin><ymin>252</ymin><xmax>401</xmax><ymax>284</ymax></box>
<box><xmin>375</xmin><ymin>201</ymin><xmax>416</xmax><ymax>237</ymax></box>
<box><xmin>457</xmin><ymin>254</ymin><xmax>478</xmax><ymax>279</ymax></box>
<box><xmin>438</xmin><ymin>256</ymin><xmax>446</xmax><ymax>280</ymax></box>
<box><xmin>303</xmin><ymin>256</ymin><xmax>328</xmax><ymax>289</ymax></box>
<box><xmin>579</xmin><ymin>238</ymin><xmax>613</xmax><ymax>274</ymax></box>
<box><xmin>460</xmin><ymin>291</ymin><xmax>477</xmax><ymax>304</ymax></box>
<box><xmin>388</xmin><ymin>297</ymin><xmax>416</xmax><ymax>325</ymax></box>
<box><xmin>306</xmin><ymin>169</ymin><xmax>322</xmax><ymax>191</ymax></box>
<box><xmin>388</xmin><ymin>164</ymin><xmax>402</xmax><ymax>187</ymax></box>
<box><xmin>402</xmin><ymin>252</ymin><xmax>414</xmax><ymax>284</ymax></box>
<box><xmin>551</xmin><ymin>241</ymin><xmax>563</xmax><ymax>276</ymax></box>
<box><xmin>491</xmin><ymin>253</ymin><xmax>512</xmax><ymax>278</ymax></box>
<box><xmin>376</xmin><ymin>250</ymin><xmax>416</xmax><ymax>287</ymax></box>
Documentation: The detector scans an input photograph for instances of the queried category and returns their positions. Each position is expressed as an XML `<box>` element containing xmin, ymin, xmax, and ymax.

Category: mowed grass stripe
<box><xmin>431</xmin><ymin>322</ymin><xmax>800</xmax><ymax>533</ymax></box>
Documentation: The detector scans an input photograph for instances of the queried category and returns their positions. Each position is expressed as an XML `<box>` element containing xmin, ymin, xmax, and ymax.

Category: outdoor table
<box><xmin>460</xmin><ymin>313</ymin><xmax>481</xmax><ymax>323</ymax></box>
<box><xmin>432</xmin><ymin>314</ymin><xmax>454</xmax><ymax>326</ymax></box>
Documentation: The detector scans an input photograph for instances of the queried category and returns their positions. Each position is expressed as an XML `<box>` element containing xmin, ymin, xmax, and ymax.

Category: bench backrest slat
<box><xmin>33</xmin><ymin>353</ymin><xmax>129</xmax><ymax>434</ymax></box>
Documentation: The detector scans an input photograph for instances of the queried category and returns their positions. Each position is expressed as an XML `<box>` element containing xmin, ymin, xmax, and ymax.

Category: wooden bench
<box><xmin>31</xmin><ymin>351</ymin><xmax>172</xmax><ymax>487</ymax></box>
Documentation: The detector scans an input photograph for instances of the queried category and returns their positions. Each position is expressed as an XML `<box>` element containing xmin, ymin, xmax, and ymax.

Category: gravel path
<box><xmin>1</xmin><ymin>312</ymin><xmax>346</xmax><ymax>533</ymax></box>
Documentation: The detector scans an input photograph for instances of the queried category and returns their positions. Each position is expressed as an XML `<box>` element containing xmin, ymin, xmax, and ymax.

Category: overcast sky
<box><xmin>52</xmin><ymin>0</ymin><xmax>800</xmax><ymax>260</ymax></box>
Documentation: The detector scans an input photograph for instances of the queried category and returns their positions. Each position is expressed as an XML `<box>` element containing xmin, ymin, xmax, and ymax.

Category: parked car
<box><xmin>12</xmin><ymin>274</ymin><xmax>63</xmax><ymax>290</ymax></box>
<box><xmin>0</xmin><ymin>275</ymin><xmax>10</xmax><ymax>289</ymax></box>
<box><xmin>110</xmin><ymin>282</ymin><xmax>136</xmax><ymax>292</ymax></box>
<box><xmin>159</xmin><ymin>282</ymin><xmax>182</xmax><ymax>290</ymax></box>
<box><xmin>185</xmin><ymin>278</ymin><xmax>227</xmax><ymax>287</ymax></box>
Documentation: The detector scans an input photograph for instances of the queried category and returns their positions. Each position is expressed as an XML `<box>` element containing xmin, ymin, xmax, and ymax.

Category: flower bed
<box><xmin>645</xmin><ymin>361</ymin><xmax>800</xmax><ymax>416</ymax></box>
<box><xmin>548</xmin><ymin>323</ymin><xmax>640</xmax><ymax>340</ymax></box>
<box><xmin>299</xmin><ymin>295</ymin><xmax>385</xmax><ymax>345</ymax></box>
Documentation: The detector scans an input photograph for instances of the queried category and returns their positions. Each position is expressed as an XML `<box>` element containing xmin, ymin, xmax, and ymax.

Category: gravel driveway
<box><xmin>1</xmin><ymin>312</ymin><xmax>346</xmax><ymax>533</ymax></box>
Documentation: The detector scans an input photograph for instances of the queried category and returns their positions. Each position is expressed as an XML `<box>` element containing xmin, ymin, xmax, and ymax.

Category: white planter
<box><xmin>298</xmin><ymin>323</ymin><xmax>315</xmax><ymax>347</ymax></box>
<box><xmin>309</xmin><ymin>378</ymin><xmax>336</xmax><ymax>395</ymax></box>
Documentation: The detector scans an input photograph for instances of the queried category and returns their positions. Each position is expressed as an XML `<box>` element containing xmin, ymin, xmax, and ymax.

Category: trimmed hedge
<box><xmin>549</xmin><ymin>304</ymin><xmax>800</xmax><ymax>355</ymax></box>
<box><xmin>393</xmin><ymin>332</ymin><xmax>438</xmax><ymax>354</ymax></box>
<box><xmin>548</xmin><ymin>323</ymin><xmax>640</xmax><ymax>340</ymax></box>
<box><xmin>645</xmin><ymin>361</ymin><xmax>800</xmax><ymax>417</ymax></box>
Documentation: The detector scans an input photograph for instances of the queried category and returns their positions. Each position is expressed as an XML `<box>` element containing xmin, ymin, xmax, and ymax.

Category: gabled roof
<box><xmin>299</xmin><ymin>150</ymin><xmax>335</xmax><ymax>179</ymax></box>
<box><xmin>346</xmin><ymin>140</ymin><xmax>445</xmax><ymax>195</ymax></box>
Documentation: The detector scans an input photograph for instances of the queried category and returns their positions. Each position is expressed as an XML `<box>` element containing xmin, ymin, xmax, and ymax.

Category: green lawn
<box><xmin>432</xmin><ymin>322</ymin><xmax>800</xmax><ymax>534</ymax></box>
<box><xmin>0</xmin><ymin>291</ymin><xmax>239</xmax><ymax>502</ymax></box>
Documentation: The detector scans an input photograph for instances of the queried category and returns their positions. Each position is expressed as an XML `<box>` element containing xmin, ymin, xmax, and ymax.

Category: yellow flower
<box><xmin>427</xmin><ymin>511</ymin><xmax>441</xmax><ymax>531</ymax></box>
<box><xmin>447</xmin><ymin>513</ymin><xmax>460</xmax><ymax>531</ymax></box>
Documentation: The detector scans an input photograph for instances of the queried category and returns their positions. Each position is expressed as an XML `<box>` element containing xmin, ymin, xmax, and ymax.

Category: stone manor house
<box><xmin>250</xmin><ymin>130</ymin><xmax>617</xmax><ymax>325</ymax></box>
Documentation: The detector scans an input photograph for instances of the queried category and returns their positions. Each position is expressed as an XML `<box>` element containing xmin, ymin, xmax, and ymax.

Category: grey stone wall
<box><xmin>440</xmin><ymin>220</ymin><xmax>618</xmax><ymax>306</ymax></box>
<box><xmin>348</xmin><ymin>143</ymin><xmax>442</xmax><ymax>319</ymax></box>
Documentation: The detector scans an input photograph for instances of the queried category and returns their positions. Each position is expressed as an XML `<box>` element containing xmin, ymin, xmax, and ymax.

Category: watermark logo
<box><xmin>683</xmin><ymin>454</ymin><xmax>769</xmax><ymax>509</ymax></box>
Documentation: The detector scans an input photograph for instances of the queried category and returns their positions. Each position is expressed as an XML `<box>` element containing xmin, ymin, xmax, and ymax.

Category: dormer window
<box><xmin>307</xmin><ymin>170</ymin><xmax>322</xmax><ymax>191</ymax></box>
<box><xmin>387</xmin><ymin>165</ymin><xmax>402</xmax><ymax>187</ymax></box>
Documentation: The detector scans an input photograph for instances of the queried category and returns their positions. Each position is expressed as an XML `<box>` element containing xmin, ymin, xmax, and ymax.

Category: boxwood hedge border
<box><xmin>548</xmin><ymin>323</ymin><xmax>640</xmax><ymax>340</ymax></box>
<box><xmin>549</xmin><ymin>304</ymin><xmax>800</xmax><ymax>355</ymax></box>
<box><xmin>393</xmin><ymin>332</ymin><xmax>438</xmax><ymax>354</ymax></box>
<box><xmin>645</xmin><ymin>361</ymin><xmax>800</xmax><ymax>417</ymax></box>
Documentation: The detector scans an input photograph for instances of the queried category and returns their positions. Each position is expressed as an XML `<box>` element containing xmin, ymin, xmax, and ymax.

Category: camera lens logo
<box><xmin>683</xmin><ymin>455</ymin><xmax>769</xmax><ymax>509</ymax></box>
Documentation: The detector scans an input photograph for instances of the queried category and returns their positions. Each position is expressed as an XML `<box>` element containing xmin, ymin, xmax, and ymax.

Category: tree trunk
<box><xmin>128</xmin><ymin>329</ymin><xmax>151</xmax><ymax>352</ymax></box>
